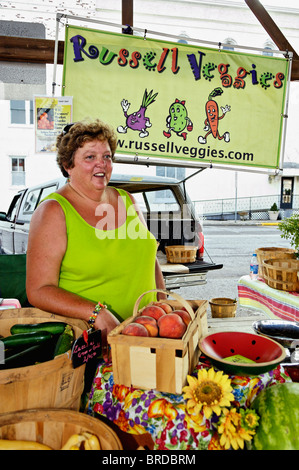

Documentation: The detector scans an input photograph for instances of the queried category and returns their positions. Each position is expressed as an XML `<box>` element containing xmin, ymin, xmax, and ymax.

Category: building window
<box><xmin>156</xmin><ymin>166</ymin><xmax>185</xmax><ymax>200</ymax></box>
<box><xmin>222</xmin><ymin>38</ymin><xmax>237</xmax><ymax>51</ymax></box>
<box><xmin>10</xmin><ymin>100</ymin><xmax>34</xmax><ymax>125</ymax></box>
<box><xmin>156</xmin><ymin>166</ymin><xmax>185</xmax><ymax>180</ymax></box>
<box><xmin>11</xmin><ymin>157</ymin><xmax>25</xmax><ymax>186</ymax></box>
<box><xmin>263</xmin><ymin>41</ymin><xmax>275</xmax><ymax>57</ymax></box>
<box><xmin>178</xmin><ymin>32</ymin><xmax>189</xmax><ymax>44</ymax></box>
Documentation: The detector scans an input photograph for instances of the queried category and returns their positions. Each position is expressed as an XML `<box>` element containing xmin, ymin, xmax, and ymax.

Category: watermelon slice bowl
<box><xmin>199</xmin><ymin>331</ymin><xmax>286</xmax><ymax>376</ymax></box>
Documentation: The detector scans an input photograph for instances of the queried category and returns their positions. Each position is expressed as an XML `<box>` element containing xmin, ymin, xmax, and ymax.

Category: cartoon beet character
<box><xmin>163</xmin><ymin>99</ymin><xmax>193</xmax><ymax>141</ymax></box>
<box><xmin>117</xmin><ymin>89</ymin><xmax>158</xmax><ymax>138</ymax></box>
<box><xmin>198</xmin><ymin>87</ymin><xmax>231</xmax><ymax>144</ymax></box>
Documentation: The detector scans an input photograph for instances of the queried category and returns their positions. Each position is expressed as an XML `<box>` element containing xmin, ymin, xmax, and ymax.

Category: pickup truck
<box><xmin>0</xmin><ymin>173</ymin><xmax>222</xmax><ymax>289</ymax></box>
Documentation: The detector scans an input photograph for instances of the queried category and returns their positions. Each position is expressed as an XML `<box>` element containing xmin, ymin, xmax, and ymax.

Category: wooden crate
<box><xmin>108</xmin><ymin>289</ymin><xmax>208</xmax><ymax>394</ymax></box>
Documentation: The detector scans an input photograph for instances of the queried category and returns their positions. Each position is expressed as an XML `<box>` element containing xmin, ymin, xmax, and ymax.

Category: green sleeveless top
<box><xmin>42</xmin><ymin>188</ymin><xmax>157</xmax><ymax>321</ymax></box>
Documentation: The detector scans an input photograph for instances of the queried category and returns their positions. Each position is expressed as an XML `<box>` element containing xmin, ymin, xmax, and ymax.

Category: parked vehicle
<box><xmin>0</xmin><ymin>173</ymin><xmax>222</xmax><ymax>288</ymax></box>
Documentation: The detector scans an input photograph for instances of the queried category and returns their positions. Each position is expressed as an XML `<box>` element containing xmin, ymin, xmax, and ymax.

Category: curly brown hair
<box><xmin>56</xmin><ymin>119</ymin><xmax>118</xmax><ymax>177</ymax></box>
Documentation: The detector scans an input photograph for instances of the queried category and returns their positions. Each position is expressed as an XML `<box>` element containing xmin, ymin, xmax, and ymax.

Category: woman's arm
<box><xmin>26</xmin><ymin>200</ymin><xmax>119</xmax><ymax>334</ymax></box>
<box><xmin>128</xmin><ymin>192</ymin><xmax>167</xmax><ymax>299</ymax></box>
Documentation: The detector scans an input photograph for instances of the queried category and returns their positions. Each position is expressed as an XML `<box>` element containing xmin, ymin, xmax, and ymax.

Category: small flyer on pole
<box><xmin>35</xmin><ymin>96</ymin><xmax>73</xmax><ymax>153</ymax></box>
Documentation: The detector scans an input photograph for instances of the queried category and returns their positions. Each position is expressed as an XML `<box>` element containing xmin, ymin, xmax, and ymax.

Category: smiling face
<box><xmin>66</xmin><ymin>139</ymin><xmax>113</xmax><ymax>195</ymax></box>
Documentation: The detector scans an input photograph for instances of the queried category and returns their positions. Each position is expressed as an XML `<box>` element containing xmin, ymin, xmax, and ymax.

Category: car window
<box><xmin>23</xmin><ymin>189</ymin><xmax>40</xmax><ymax>214</ymax></box>
<box><xmin>145</xmin><ymin>189</ymin><xmax>180</xmax><ymax>212</ymax></box>
<box><xmin>131</xmin><ymin>191</ymin><xmax>147</xmax><ymax>213</ymax></box>
<box><xmin>39</xmin><ymin>184</ymin><xmax>58</xmax><ymax>201</ymax></box>
<box><xmin>132</xmin><ymin>189</ymin><xmax>180</xmax><ymax>214</ymax></box>
<box><xmin>6</xmin><ymin>194</ymin><xmax>22</xmax><ymax>222</ymax></box>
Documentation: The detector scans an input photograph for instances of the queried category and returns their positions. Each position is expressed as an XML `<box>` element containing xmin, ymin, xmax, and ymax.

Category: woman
<box><xmin>26</xmin><ymin>119</ymin><xmax>166</xmax><ymax>340</ymax></box>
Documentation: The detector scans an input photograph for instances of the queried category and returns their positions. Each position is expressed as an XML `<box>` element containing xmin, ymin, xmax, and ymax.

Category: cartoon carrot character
<box><xmin>198</xmin><ymin>87</ymin><xmax>231</xmax><ymax>144</ymax></box>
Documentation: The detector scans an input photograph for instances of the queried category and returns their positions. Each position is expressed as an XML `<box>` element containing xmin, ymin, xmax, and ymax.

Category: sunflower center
<box><xmin>194</xmin><ymin>380</ymin><xmax>222</xmax><ymax>405</ymax></box>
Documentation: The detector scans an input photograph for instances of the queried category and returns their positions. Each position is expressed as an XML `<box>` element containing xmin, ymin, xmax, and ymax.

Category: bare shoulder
<box><xmin>29</xmin><ymin>198</ymin><xmax>66</xmax><ymax>232</ymax></box>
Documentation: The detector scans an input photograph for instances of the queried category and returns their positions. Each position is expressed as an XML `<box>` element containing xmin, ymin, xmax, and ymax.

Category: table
<box><xmin>238</xmin><ymin>275</ymin><xmax>299</xmax><ymax>322</ymax></box>
<box><xmin>86</xmin><ymin>357</ymin><xmax>291</xmax><ymax>450</ymax></box>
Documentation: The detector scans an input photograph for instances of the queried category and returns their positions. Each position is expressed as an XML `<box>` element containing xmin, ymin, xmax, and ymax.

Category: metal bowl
<box><xmin>252</xmin><ymin>320</ymin><xmax>299</xmax><ymax>348</ymax></box>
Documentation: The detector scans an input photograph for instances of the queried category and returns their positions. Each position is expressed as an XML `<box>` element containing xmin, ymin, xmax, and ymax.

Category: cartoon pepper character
<box><xmin>117</xmin><ymin>89</ymin><xmax>158</xmax><ymax>138</ymax></box>
<box><xmin>198</xmin><ymin>87</ymin><xmax>231</xmax><ymax>144</ymax></box>
<box><xmin>163</xmin><ymin>99</ymin><xmax>193</xmax><ymax>141</ymax></box>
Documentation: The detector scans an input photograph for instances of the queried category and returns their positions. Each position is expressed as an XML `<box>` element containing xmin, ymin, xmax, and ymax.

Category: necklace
<box><xmin>68</xmin><ymin>182</ymin><xmax>108</xmax><ymax>203</ymax></box>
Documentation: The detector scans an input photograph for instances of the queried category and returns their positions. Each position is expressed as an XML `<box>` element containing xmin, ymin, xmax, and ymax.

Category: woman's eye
<box><xmin>104</xmin><ymin>154</ymin><xmax>112</xmax><ymax>159</ymax></box>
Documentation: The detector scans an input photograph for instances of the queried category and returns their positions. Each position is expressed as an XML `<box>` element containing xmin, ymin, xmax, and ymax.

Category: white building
<box><xmin>1</xmin><ymin>0</ymin><xmax>299</xmax><ymax>218</ymax></box>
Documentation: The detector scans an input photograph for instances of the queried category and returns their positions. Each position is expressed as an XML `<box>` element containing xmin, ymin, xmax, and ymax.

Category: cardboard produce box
<box><xmin>108</xmin><ymin>289</ymin><xmax>208</xmax><ymax>394</ymax></box>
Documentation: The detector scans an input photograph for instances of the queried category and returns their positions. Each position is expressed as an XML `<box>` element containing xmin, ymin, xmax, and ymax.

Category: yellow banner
<box><xmin>62</xmin><ymin>25</ymin><xmax>290</xmax><ymax>169</ymax></box>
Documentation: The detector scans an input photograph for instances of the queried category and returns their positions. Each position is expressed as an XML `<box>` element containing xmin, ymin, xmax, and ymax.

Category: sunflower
<box><xmin>182</xmin><ymin>368</ymin><xmax>234</xmax><ymax>419</ymax></box>
<box><xmin>217</xmin><ymin>408</ymin><xmax>258</xmax><ymax>450</ymax></box>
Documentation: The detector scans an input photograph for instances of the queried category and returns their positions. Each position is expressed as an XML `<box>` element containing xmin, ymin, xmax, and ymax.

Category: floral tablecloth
<box><xmin>86</xmin><ymin>357</ymin><xmax>291</xmax><ymax>450</ymax></box>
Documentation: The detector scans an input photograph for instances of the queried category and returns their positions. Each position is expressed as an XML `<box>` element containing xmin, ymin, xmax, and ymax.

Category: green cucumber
<box><xmin>10</xmin><ymin>321</ymin><xmax>67</xmax><ymax>336</ymax></box>
<box><xmin>0</xmin><ymin>341</ymin><xmax>55</xmax><ymax>370</ymax></box>
<box><xmin>1</xmin><ymin>331</ymin><xmax>53</xmax><ymax>349</ymax></box>
<box><xmin>53</xmin><ymin>325</ymin><xmax>74</xmax><ymax>357</ymax></box>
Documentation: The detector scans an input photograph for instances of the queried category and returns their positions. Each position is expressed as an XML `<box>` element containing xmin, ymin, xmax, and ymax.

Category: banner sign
<box><xmin>62</xmin><ymin>25</ymin><xmax>290</xmax><ymax>169</ymax></box>
<box><xmin>35</xmin><ymin>96</ymin><xmax>72</xmax><ymax>153</ymax></box>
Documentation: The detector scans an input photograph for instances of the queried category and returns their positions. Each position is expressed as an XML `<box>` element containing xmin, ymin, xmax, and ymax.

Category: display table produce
<box><xmin>85</xmin><ymin>290</ymin><xmax>298</xmax><ymax>450</ymax></box>
<box><xmin>238</xmin><ymin>275</ymin><xmax>299</xmax><ymax>321</ymax></box>
<box><xmin>86</xmin><ymin>358</ymin><xmax>292</xmax><ymax>450</ymax></box>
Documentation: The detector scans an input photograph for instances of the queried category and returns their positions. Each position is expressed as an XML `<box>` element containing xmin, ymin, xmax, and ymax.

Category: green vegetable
<box><xmin>10</xmin><ymin>321</ymin><xmax>67</xmax><ymax>336</ymax></box>
<box><xmin>223</xmin><ymin>354</ymin><xmax>255</xmax><ymax>364</ymax></box>
<box><xmin>1</xmin><ymin>331</ymin><xmax>53</xmax><ymax>349</ymax></box>
<box><xmin>0</xmin><ymin>343</ymin><xmax>51</xmax><ymax>369</ymax></box>
<box><xmin>53</xmin><ymin>325</ymin><xmax>74</xmax><ymax>357</ymax></box>
<box><xmin>249</xmin><ymin>383</ymin><xmax>299</xmax><ymax>450</ymax></box>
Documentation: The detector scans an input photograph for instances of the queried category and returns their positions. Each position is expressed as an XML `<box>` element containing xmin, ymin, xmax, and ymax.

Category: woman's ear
<box><xmin>63</xmin><ymin>165</ymin><xmax>71</xmax><ymax>176</ymax></box>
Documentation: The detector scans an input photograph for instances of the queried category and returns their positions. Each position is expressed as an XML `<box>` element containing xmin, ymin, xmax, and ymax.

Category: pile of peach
<box><xmin>122</xmin><ymin>302</ymin><xmax>193</xmax><ymax>339</ymax></box>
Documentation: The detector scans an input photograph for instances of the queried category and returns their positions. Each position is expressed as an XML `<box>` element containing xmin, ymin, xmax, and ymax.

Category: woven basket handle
<box><xmin>132</xmin><ymin>288</ymin><xmax>195</xmax><ymax>320</ymax></box>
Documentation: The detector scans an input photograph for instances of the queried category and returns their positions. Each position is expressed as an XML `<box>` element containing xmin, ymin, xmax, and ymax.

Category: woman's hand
<box><xmin>94</xmin><ymin>308</ymin><xmax>120</xmax><ymax>362</ymax></box>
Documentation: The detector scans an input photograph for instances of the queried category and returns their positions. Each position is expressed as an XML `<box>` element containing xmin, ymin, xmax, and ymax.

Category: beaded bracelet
<box><xmin>88</xmin><ymin>302</ymin><xmax>107</xmax><ymax>328</ymax></box>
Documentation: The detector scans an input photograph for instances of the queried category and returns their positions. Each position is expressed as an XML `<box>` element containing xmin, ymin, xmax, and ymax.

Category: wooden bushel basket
<box><xmin>255</xmin><ymin>247</ymin><xmax>295</xmax><ymax>278</ymax></box>
<box><xmin>0</xmin><ymin>408</ymin><xmax>123</xmax><ymax>450</ymax></box>
<box><xmin>0</xmin><ymin>308</ymin><xmax>88</xmax><ymax>414</ymax></box>
<box><xmin>209</xmin><ymin>298</ymin><xmax>237</xmax><ymax>318</ymax></box>
<box><xmin>263</xmin><ymin>258</ymin><xmax>299</xmax><ymax>292</ymax></box>
<box><xmin>108</xmin><ymin>289</ymin><xmax>208</xmax><ymax>394</ymax></box>
<box><xmin>165</xmin><ymin>245</ymin><xmax>197</xmax><ymax>264</ymax></box>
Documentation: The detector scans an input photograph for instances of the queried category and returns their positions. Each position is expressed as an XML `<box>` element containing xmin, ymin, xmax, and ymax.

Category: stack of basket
<box><xmin>256</xmin><ymin>247</ymin><xmax>298</xmax><ymax>292</ymax></box>
<box><xmin>256</xmin><ymin>247</ymin><xmax>295</xmax><ymax>279</ymax></box>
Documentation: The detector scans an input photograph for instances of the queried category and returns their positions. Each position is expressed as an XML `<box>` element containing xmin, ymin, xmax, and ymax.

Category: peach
<box><xmin>172</xmin><ymin>309</ymin><xmax>192</xmax><ymax>326</ymax></box>
<box><xmin>158</xmin><ymin>313</ymin><xmax>187</xmax><ymax>339</ymax></box>
<box><xmin>135</xmin><ymin>316</ymin><xmax>159</xmax><ymax>337</ymax></box>
<box><xmin>141</xmin><ymin>305</ymin><xmax>166</xmax><ymax>321</ymax></box>
<box><xmin>152</xmin><ymin>302</ymin><xmax>173</xmax><ymax>314</ymax></box>
<box><xmin>122</xmin><ymin>322</ymin><xmax>149</xmax><ymax>337</ymax></box>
